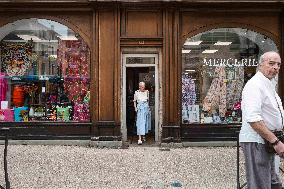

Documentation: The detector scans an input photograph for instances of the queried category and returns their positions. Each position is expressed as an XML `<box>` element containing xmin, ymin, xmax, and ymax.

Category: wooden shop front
<box><xmin>0</xmin><ymin>0</ymin><xmax>283</xmax><ymax>143</ymax></box>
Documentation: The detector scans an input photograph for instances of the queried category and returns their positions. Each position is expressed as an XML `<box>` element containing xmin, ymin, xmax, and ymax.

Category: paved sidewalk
<box><xmin>0</xmin><ymin>145</ymin><xmax>249</xmax><ymax>189</ymax></box>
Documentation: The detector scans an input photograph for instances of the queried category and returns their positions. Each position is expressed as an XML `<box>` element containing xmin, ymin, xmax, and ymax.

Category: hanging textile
<box><xmin>0</xmin><ymin>72</ymin><xmax>8</xmax><ymax>101</ymax></box>
<box><xmin>203</xmin><ymin>66</ymin><xmax>227</xmax><ymax>117</ymax></box>
<box><xmin>182</xmin><ymin>73</ymin><xmax>197</xmax><ymax>107</ymax></box>
<box><xmin>226</xmin><ymin>67</ymin><xmax>244</xmax><ymax>109</ymax></box>
<box><xmin>57</xmin><ymin>39</ymin><xmax>90</xmax><ymax>104</ymax></box>
<box><xmin>1</xmin><ymin>43</ymin><xmax>32</xmax><ymax>77</ymax></box>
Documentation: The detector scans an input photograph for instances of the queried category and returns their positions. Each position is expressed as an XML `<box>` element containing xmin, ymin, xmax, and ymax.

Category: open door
<box><xmin>122</xmin><ymin>54</ymin><xmax>159</xmax><ymax>144</ymax></box>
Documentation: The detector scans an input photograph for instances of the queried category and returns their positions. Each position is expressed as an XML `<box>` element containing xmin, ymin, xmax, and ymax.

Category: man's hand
<box><xmin>274</xmin><ymin>141</ymin><xmax>284</xmax><ymax>157</ymax></box>
<box><xmin>135</xmin><ymin>108</ymin><xmax>137</xmax><ymax>112</ymax></box>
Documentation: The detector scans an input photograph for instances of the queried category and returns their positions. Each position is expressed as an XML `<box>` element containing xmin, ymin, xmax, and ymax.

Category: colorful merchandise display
<box><xmin>182</xmin><ymin>64</ymin><xmax>246</xmax><ymax>124</ymax></box>
<box><xmin>0</xmin><ymin>39</ymin><xmax>91</xmax><ymax>122</ymax></box>
<box><xmin>0</xmin><ymin>18</ymin><xmax>91</xmax><ymax>123</ymax></box>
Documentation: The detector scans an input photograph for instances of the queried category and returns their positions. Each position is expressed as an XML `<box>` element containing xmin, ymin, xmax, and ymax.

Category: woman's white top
<box><xmin>134</xmin><ymin>90</ymin><xmax>149</xmax><ymax>103</ymax></box>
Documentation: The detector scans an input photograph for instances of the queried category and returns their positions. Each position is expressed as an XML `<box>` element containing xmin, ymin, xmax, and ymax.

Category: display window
<box><xmin>0</xmin><ymin>18</ymin><xmax>91</xmax><ymax>122</ymax></box>
<box><xmin>182</xmin><ymin>28</ymin><xmax>278</xmax><ymax>124</ymax></box>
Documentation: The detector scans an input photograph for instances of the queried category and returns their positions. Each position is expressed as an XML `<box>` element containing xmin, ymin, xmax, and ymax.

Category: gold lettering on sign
<box><xmin>138</xmin><ymin>41</ymin><xmax>145</xmax><ymax>45</ymax></box>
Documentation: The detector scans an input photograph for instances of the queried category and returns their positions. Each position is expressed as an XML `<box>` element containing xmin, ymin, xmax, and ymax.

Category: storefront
<box><xmin>0</xmin><ymin>1</ymin><xmax>283</xmax><ymax>143</ymax></box>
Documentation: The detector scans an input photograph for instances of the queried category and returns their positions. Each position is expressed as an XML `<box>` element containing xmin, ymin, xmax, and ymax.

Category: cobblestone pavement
<box><xmin>0</xmin><ymin>145</ymin><xmax>264</xmax><ymax>189</ymax></box>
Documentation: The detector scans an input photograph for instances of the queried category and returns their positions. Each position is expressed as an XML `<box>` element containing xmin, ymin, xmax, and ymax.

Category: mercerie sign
<box><xmin>203</xmin><ymin>58</ymin><xmax>258</xmax><ymax>67</ymax></box>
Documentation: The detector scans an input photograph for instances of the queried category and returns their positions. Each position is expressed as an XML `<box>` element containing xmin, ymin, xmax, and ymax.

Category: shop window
<box><xmin>0</xmin><ymin>18</ymin><xmax>91</xmax><ymax>122</ymax></box>
<box><xmin>181</xmin><ymin>28</ymin><xmax>277</xmax><ymax>124</ymax></box>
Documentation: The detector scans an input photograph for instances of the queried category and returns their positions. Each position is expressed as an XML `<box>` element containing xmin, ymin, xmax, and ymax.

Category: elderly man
<box><xmin>239</xmin><ymin>51</ymin><xmax>284</xmax><ymax>189</ymax></box>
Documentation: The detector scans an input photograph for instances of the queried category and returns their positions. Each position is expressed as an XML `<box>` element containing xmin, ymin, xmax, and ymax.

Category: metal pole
<box><xmin>236</xmin><ymin>131</ymin><xmax>247</xmax><ymax>189</ymax></box>
<box><xmin>4</xmin><ymin>131</ymin><xmax>10</xmax><ymax>189</ymax></box>
<box><xmin>237</xmin><ymin>135</ymin><xmax>240</xmax><ymax>189</ymax></box>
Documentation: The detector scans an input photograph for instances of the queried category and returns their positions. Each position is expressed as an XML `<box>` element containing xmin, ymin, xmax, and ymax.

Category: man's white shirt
<box><xmin>239</xmin><ymin>71</ymin><xmax>284</xmax><ymax>144</ymax></box>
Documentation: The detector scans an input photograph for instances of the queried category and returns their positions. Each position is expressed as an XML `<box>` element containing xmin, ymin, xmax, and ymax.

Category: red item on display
<box><xmin>12</xmin><ymin>85</ymin><xmax>25</xmax><ymax>107</ymax></box>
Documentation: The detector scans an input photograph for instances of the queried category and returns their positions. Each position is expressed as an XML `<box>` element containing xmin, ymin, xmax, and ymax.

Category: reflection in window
<box><xmin>181</xmin><ymin>28</ymin><xmax>277</xmax><ymax>124</ymax></box>
<box><xmin>0</xmin><ymin>18</ymin><xmax>90</xmax><ymax>122</ymax></box>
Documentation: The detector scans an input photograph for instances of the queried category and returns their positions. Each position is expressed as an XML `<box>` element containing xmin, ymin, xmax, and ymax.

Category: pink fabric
<box><xmin>73</xmin><ymin>103</ymin><xmax>90</xmax><ymax>121</ymax></box>
<box><xmin>0</xmin><ymin>72</ymin><xmax>8</xmax><ymax>101</ymax></box>
<box><xmin>0</xmin><ymin>109</ymin><xmax>14</xmax><ymax>121</ymax></box>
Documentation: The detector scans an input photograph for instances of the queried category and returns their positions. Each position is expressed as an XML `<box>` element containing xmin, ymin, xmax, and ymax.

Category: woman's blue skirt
<box><xmin>136</xmin><ymin>101</ymin><xmax>151</xmax><ymax>135</ymax></box>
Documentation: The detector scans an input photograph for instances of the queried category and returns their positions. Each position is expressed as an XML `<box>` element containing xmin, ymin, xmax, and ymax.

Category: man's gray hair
<box><xmin>258</xmin><ymin>54</ymin><xmax>266</xmax><ymax>66</ymax></box>
<box><xmin>257</xmin><ymin>51</ymin><xmax>280</xmax><ymax>69</ymax></box>
<box><xmin>257</xmin><ymin>54</ymin><xmax>266</xmax><ymax>71</ymax></box>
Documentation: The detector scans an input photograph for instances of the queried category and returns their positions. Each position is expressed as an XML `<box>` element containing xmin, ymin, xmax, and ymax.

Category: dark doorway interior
<box><xmin>126</xmin><ymin>67</ymin><xmax>155</xmax><ymax>145</ymax></box>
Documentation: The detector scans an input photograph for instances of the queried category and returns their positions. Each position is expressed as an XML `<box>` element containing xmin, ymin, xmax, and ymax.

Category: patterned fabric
<box><xmin>226</xmin><ymin>67</ymin><xmax>244</xmax><ymax>109</ymax></box>
<box><xmin>57</xmin><ymin>39</ymin><xmax>90</xmax><ymax>104</ymax></box>
<box><xmin>0</xmin><ymin>43</ymin><xmax>32</xmax><ymax>77</ymax></box>
<box><xmin>73</xmin><ymin>103</ymin><xmax>90</xmax><ymax>121</ymax></box>
<box><xmin>203</xmin><ymin>66</ymin><xmax>227</xmax><ymax>117</ymax></box>
<box><xmin>182</xmin><ymin>74</ymin><xmax>196</xmax><ymax>107</ymax></box>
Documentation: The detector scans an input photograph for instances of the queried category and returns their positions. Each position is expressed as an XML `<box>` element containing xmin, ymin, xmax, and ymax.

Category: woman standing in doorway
<box><xmin>133</xmin><ymin>81</ymin><xmax>151</xmax><ymax>145</ymax></box>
